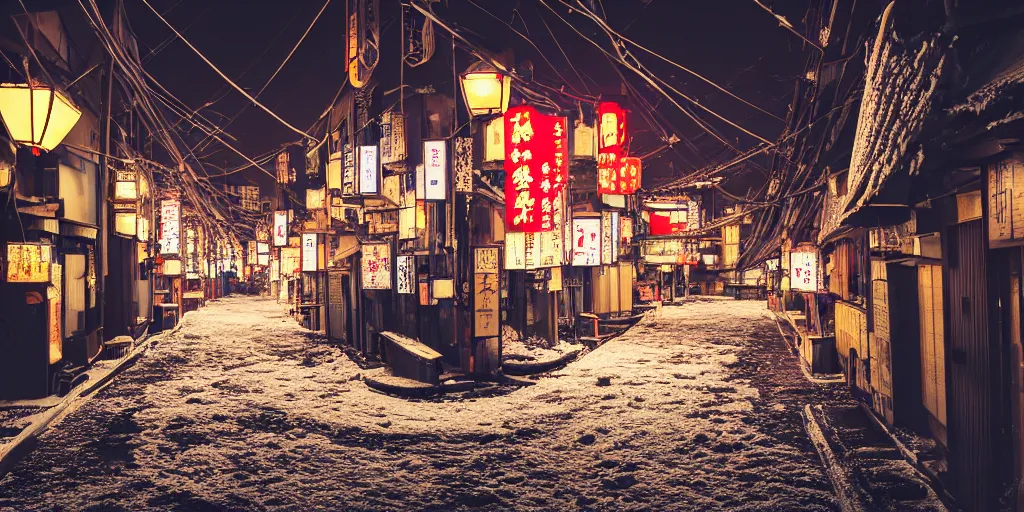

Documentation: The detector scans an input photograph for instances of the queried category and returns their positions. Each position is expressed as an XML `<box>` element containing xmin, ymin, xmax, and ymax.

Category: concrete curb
<box><xmin>0</xmin><ymin>317</ymin><xmax>186</xmax><ymax>479</ymax></box>
<box><xmin>502</xmin><ymin>348</ymin><xmax>583</xmax><ymax>376</ymax></box>
<box><xmin>772</xmin><ymin>313</ymin><xmax>845</xmax><ymax>385</ymax></box>
<box><xmin>363</xmin><ymin>375</ymin><xmax>441</xmax><ymax>398</ymax></box>
<box><xmin>801</xmin><ymin>404</ymin><xmax>868</xmax><ymax>512</ymax></box>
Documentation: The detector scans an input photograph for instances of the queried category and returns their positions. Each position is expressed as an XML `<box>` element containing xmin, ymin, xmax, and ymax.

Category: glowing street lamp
<box><xmin>0</xmin><ymin>82</ymin><xmax>82</xmax><ymax>152</ymax></box>
<box><xmin>459</xmin><ymin>61</ymin><xmax>511</xmax><ymax>117</ymax></box>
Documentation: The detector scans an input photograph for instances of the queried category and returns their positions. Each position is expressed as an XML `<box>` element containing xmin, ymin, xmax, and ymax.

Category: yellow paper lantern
<box><xmin>0</xmin><ymin>83</ymin><xmax>82</xmax><ymax>151</ymax></box>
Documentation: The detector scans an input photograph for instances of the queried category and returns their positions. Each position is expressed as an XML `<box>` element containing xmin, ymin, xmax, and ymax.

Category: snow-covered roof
<box><xmin>819</xmin><ymin>4</ymin><xmax>946</xmax><ymax>244</ymax></box>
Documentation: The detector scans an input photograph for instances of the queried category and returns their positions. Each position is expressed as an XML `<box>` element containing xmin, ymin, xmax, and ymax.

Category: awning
<box><xmin>818</xmin><ymin>4</ymin><xmax>946</xmax><ymax>243</ymax></box>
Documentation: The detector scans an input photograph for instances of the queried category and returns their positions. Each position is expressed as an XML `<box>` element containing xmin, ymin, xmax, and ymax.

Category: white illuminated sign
<box><xmin>423</xmin><ymin>139</ymin><xmax>447</xmax><ymax>200</ymax></box>
<box><xmin>790</xmin><ymin>250</ymin><xmax>818</xmax><ymax>292</ymax></box>
<box><xmin>396</xmin><ymin>255</ymin><xmax>415</xmax><ymax>294</ymax></box>
<box><xmin>358</xmin><ymin>145</ymin><xmax>379</xmax><ymax>195</ymax></box>
<box><xmin>273</xmin><ymin>211</ymin><xmax>288</xmax><ymax>247</ymax></box>
<box><xmin>301</xmin><ymin>233</ymin><xmax>318</xmax><ymax>272</ymax></box>
<box><xmin>159</xmin><ymin>200</ymin><xmax>180</xmax><ymax>255</ymax></box>
<box><xmin>571</xmin><ymin>217</ymin><xmax>601</xmax><ymax>266</ymax></box>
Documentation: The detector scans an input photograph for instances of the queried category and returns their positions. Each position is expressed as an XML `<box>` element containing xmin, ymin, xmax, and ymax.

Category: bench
<box><xmin>379</xmin><ymin>331</ymin><xmax>443</xmax><ymax>385</ymax></box>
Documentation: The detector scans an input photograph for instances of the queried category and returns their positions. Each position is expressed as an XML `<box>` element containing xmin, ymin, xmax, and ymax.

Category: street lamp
<box><xmin>0</xmin><ymin>82</ymin><xmax>82</xmax><ymax>152</ymax></box>
<box><xmin>459</xmin><ymin>61</ymin><xmax>511</xmax><ymax>117</ymax></box>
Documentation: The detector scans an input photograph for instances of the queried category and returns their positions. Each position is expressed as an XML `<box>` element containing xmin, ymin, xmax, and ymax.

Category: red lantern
<box><xmin>597</xmin><ymin>101</ymin><xmax>629</xmax><ymax>194</ymax></box>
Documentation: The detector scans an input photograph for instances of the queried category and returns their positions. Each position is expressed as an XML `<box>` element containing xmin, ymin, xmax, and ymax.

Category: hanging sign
<box><xmin>281</xmin><ymin>247</ymin><xmax>301</xmax><ymax>275</ymax></box>
<box><xmin>358</xmin><ymin>145</ymin><xmax>380</xmax><ymax>195</ymax></box>
<box><xmin>611</xmin><ymin>211</ymin><xmax>620</xmax><ymax>263</ymax></box>
<box><xmin>380</xmin><ymin>111</ymin><xmax>407</xmax><ymax>165</ymax></box>
<box><xmin>301</xmin><ymin>233</ymin><xmax>318</xmax><ymax>272</ymax></box>
<box><xmin>342</xmin><ymin>143</ymin><xmax>356</xmax><ymax>196</ymax></box>
<box><xmin>274</xmin><ymin>211</ymin><xmax>289</xmax><ymax>246</ymax></box>
<box><xmin>361</xmin><ymin>242</ymin><xmax>392</xmax><ymax>290</ymax></box>
<box><xmin>597</xmin><ymin>101</ymin><xmax>628</xmax><ymax>194</ymax></box>
<box><xmin>617</xmin><ymin>157</ymin><xmax>642</xmax><ymax>194</ymax></box>
<box><xmin>327</xmin><ymin>151</ymin><xmax>342</xmax><ymax>190</ymax></box>
<box><xmin>571</xmin><ymin>216</ymin><xmax>601</xmax><ymax>266</ymax></box>
<box><xmin>113</xmin><ymin>168</ymin><xmax>139</xmax><ymax>201</ymax></box>
<box><xmin>454</xmin><ymin>137</ymin><xmax>474</xmax><ymax>193</ymax></box>
<box><xmin>503</xmin><ymin>105</ymin><xmax>568</xmax><ymax>232</ymax></box>
<box><xmin>423</xmin><ymin>140</ymin><xmax>447</xmax><ymax>200</ymax></box>
<box><xmin>366</xmin><ymin>210</ymin><xmax>399</xmax><ymax>234</ymax></box>
<box><xmin>5</xmin><ymin>243</ymin><xmax>52</xmax><ymax>283</ymax></box>
<box><xmin>504</xmin><ymin>231</ymin><xmax>526</xmax><ymax>270</ymax></box>
<box><xmin>620</xmin><ymin>217</ymin><xmax>633</xmax><ymax>257</ymax></box>
<box><xmin>396</xmin><ymin>255</ymin><xmax>415</xmax><ymax>294</ymax></box>
<box><xmin>159</xmin><ymin>200</ymin><xmax>180</xmax><ymax>255</ymax></box>
<box><xmin>473</xmin><ymin>247</ymin><xmax>500</xmax><ymax>338</ymax></box>
<box><xmin>790</xmin><ymin>249</ymin><xmax>819</xmax><ymax>292</ymax></box>
<box><xmin>419</xmin><ymin>279</ymin><xmax>430</xmax><ymax>305</ymax></box>
<box><xmin>248</xmin><ymin>241</ymin><xmax>258</xmax><ymax>265</ymax></box>
<box><xmin>601</xmin><ymin>211</ymin><xmax>614</xmax><ymax>265</ymax></box>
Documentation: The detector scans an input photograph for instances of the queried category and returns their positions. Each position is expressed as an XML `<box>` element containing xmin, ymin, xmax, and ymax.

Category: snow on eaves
<box><xmin>819</xmin><ymin>4</ymin><xmax>946</xmax><ymax>244</ymax></box>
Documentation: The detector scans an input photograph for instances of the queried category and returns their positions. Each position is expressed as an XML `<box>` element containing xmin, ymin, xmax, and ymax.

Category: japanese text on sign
<box><xmin>423</xmin><ymin>140</ymin><xmax>447</xmax><ymax>200</ymax></box>
<box><xmin>572</xmin><ymin>217</ymin><xmax>602</xmax><ymax>266</ymax></box>
<box><xmin>361</xmin><ymin>243</ymin><xmax>392</xmax><ymax>290</ymax></box>
<box><xmin>789</xmin><ymin>250</ymin><xmax>818</xmax><ymax>292</ymax></box>
<box><xmin>159</xmin><ymin>200</ymin><xmax>180</xmax><ymax>255</ymax></box>
<box><xmin>597</xmin><ymin>101</ymin><xmax>629</xmax><ymax>194</ymax></box>
<box><xmin>301</xmin><ymin>233</ymin><xmax>318</xmax><ymax>272</ymax></box>
<box><xmin>396</xmin><ymin>255</ymin><xmax>415</xmax><ymax>294</ymax></box>
<box><xmin>503</xmin><ymin>105</ymin><xmax>568</xmax><ymax>232</ymax></box>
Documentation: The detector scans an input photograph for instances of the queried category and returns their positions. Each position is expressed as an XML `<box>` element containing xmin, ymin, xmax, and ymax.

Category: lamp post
<box><xmin>459</xmin><ymin>61</ymin><xmax>511</xmax><ymax>118</ymax></box>
<box><xmin>0</xmin><ymin>82</ymin><xmax>82</xmax><ymax>152</ymax></box>
<box><xmin>458</xmin><ymin>61</ymin><xmax>512</xmax><ymax>374</ymax></box>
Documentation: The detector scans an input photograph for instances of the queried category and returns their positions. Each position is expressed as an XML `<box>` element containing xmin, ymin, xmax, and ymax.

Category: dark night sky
<box><xmin>121</xmin><ymin>0</ymin><xmax>810</xmax><ymax>193</ymax></box>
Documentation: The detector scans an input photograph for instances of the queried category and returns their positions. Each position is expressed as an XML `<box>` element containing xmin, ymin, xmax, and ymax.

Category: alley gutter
<box><xmin>801</xmin><ymin>404</ymin><xmax>868</xmax><ymax>512</ymax></box>
<box><xmin>0</xmin><ymin>320</ymin><xmax>185</xmax><ymax>479</ymax></box>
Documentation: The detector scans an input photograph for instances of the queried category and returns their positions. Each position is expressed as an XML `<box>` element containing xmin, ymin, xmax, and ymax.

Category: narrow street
<box><xmin>0</xmin><ymin>297</ymin><xmax>847</xmax><ymax>511</ymax></box>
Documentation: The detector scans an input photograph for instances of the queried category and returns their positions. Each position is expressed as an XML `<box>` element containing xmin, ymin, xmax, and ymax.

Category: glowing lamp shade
<box><xmin>460</xmin><ymin>62</ymin><xmax>511</xmax><ymax>117</ymax></box>
<box><xmin>0</xmin><ymin>83</ymin><xmax>83</xmax><ymax>151</ymax></box>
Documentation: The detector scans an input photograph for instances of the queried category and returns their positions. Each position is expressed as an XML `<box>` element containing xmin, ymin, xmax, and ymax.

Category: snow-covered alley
<box><xmin>0</xmin><ymin>297</ymin><xmax>848</xmax><ymax>511</ymax></box>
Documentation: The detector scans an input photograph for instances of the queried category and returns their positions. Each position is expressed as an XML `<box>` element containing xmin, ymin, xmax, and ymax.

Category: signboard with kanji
<box><xmin>503</xmin><ymin>105</ymin><xmax>568</xmax><ymax>232</ymax></box>
<box><xmin>572</xmin><ymin>217</ymin><xmax>601</xmax><ymax>266</ymax></box>
<box><xmin>396</xmin><ymin>255</ymin><xmax>415</xmax><ymax>294</ymax></box>
<box><xmin>423</xmin><ymin>140</ymin><xmax>447</xmax><ymax>200</ymax></box>
<box><xmin>361</xmin><ymin>242</ymin><xmax>392</xmax><ymax>290</ymax></box>
<box><xmin>597</xmin><ymin>101</ymin><xmax>628</xmax><ymax>194</ymax></box>
<box><xmin>790</xmin><ymin>249</ymin><xmax>818</xmax><ymax>292</ymax></box>
<box><xmin>473</xmin><ymin>247</ymin><xmax>501</xmax><ymax>338</ymax></box>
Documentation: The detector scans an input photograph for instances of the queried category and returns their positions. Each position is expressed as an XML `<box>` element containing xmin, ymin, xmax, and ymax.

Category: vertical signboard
<box><xmin>274</xmin><ymin>211</ymin><xmax>289</xmax><ymax>246</ymax></box>
<box><xmin>159</xmin><ymin>200</ymin><xmax>180</xmax><ymax>255</ymax></box>
<box><xmin>789</xmin><ymin>249</ymin><xmax>819</xmax><ymax>292</ymax></box>
<box><xmin>572</xmin><ymin>217</ymin><xmax>601</xmax><ymax>266</ymax></box>
<box><xmin>611</xmin><ymin>211</ymin><xmax>620</xmax><ymax>263</ymax></box>
<box><xmin>503</xmin><ymin>106</ymin><xmax>567</xmax><ymax>232</ymax></box>
<box><xmin>473</xmin><ymin>247</ymin><xmax>500</xmax><ymax>338</ymax></box>
<box><xmin>504</xmin><ymin>231</ymin><xmax>526</xmax><ymax>270</ymax></box>
<box><xmin>361</xmin><ymin>242</ymin><xmax>392</xmax><ymax>290</ymax></box>
<box><xmin>988</xmin><ymin>155</ymin><xmax>1024</xmax><ymax>247</ymax></box>
<box><xmin>601</xmin><ymin>211</ymin><xmax>614</xmax><ymax>265</ymax></box>
<box><xmin>423</xmin><ymin>140</ymin><xmax>447</xmax><ymax>200</ymax></box>
<box><xmin>597</xmin><ymin>101</ymin><xmax>628</xmax><ymax>194</ymax></box>
<box><xmin>358</xmin><ymin>145</ymin><xmax>380</xmax><ymax>195</ymax></box>
<box><xmin>454</xmin><ymin>137</ymin><xmax>474</xmax><ymax>193</ymax></box>
<box><xmin>396</xmin><ymin>255</ymin><xmax>415</xmax><ymax>294</ymax></box>
<box><xmin>301</xmin><ymin>233</ymin><xmax>318</xmax><ymax>272</ymax></box>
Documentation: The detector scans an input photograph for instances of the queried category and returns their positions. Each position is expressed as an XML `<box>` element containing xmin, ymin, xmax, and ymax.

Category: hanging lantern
<box><xmin>460</xmin><ymin>61</ymin><xmax>511</xmax><ymax>117</ymax></box>
<box><xmin>0</xmin><ymin>82</ymin><xmax>82</xmax><ymax>151</ymax></box>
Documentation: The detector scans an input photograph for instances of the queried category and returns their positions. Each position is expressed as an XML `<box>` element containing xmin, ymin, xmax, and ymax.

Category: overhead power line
<box><xmin>140</xmin><ymin>0</ymin><xmax>316</xmax><ymax>142</ymax></box>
